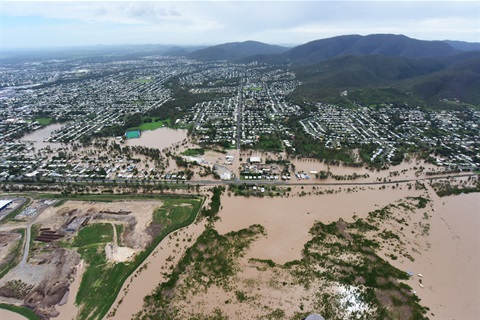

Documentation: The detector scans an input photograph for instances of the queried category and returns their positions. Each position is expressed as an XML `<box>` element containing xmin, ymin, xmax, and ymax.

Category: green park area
<box><xmin>131</xmin><ymin>78</ymin><xmax>154</xmax><ymax>84</ymax></box>
<box><xmin>127</xmin><ymin>120</ymin><xmax>170</xmax><ymax>132</ymax></box>
<box><xmin>34</xmin><ymin>118</ymin><xmax>53</xmax><ymax>126</ymax></box>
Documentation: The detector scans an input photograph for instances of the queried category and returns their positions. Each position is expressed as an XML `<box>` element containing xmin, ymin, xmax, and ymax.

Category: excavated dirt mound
<box><xmin>22</xmin><ymin>248</ymin><xmax>80</xmax><ymax>319</ymax></box>
<box><xmin>0</xmin><ymin>232</ymin><xmax>22</xmax><ymax>269</ymax></box>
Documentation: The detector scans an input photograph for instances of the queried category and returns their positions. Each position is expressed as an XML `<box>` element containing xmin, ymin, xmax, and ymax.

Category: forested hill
<box><xmin>282</xmin><ymin>34</ymin><xmax>459</xmax><ymax>65</ymax></box>
<box><xmin>288</xmin><ymin>51</ymin><xmax>480</xmax><ymax>106</ymax></box>
<box><xmin>188</xmin><ymin>41</ymin><xmax>289</xmax><ymax>61</ymax></box>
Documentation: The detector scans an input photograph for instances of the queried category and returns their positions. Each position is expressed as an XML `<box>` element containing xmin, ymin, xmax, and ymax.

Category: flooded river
<box><xmin>396</xmin><ymin>191</ymin><xmax>479</xmax><ymax>319</ymax></box>
<box><xmin>217</xmin><ymin>185</ymin><xmax>423</xmax><ymax>264</ymax></box>
<box><xmin>125</xmin><ymin>127</ymin><xmax>187</xmax><ymax>150</ymax></box>
<box><xmin>106</xmin><ymin>221</ymin><xmax>206</xmax><ymax>319</ymax></box>
<box><xmin>100</xmin><ymin>185</ymin><xmax>478</xmax><ymax>319</ymax></box>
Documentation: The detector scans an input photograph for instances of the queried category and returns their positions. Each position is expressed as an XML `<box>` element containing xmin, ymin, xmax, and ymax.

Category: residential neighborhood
<box><xmin>0</xmin><ymin>54</ymin><xmax>479</xmax><ymax>185</ymax></box>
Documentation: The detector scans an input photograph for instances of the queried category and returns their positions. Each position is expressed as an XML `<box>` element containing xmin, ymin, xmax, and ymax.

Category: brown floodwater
<box><xmin>100</xmin><ymin>184</ymin><xmax>479</xmax><ymax>319</ymax></box>
<box><xmin>216</xmin><ymin>185</ymin><xmax>423</xmax><ymax>264</ymax></box>
<box><xmin>392</xmin><ymin>191</ymin><xmax>479</xmax><ymax>319</ymax></box>
<box><xmin>124</xmin><ymin>127</ymin><xmax>187</xmax><ymax>150</ymax></box>
<box><xmin>106</xmin><ymin>221</ymin><xmax>206</xmax><ymax>319</ymax></box>
<box><xmin>55</xmin><ymin>260</ymin><xmax>85</xmax><ymax>320</ymax></box>
<box><xmin>20</xmin><ymin>123</ymin><xmax>63</xmax><ymax>149</ymax></box>
<box><xmin>0</xmin><ymin>309</ymin><xmax>27</xmax><ymax>320</ymax></box>
<box><xmin>290</xmin><ymin>157</ymin><xmax>446</xmax><ymax>183</ymax></box>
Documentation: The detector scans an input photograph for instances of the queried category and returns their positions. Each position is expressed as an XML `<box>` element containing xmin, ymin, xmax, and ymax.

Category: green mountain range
<box><xmin>187</xmin><ymin>34</ymin><xmax>480</xmax><ymax>106</ymax></box>
<box><xmin>187</xmin><ymin>40</ymin><xmax>290</xmax><ymax>61</ymax></box>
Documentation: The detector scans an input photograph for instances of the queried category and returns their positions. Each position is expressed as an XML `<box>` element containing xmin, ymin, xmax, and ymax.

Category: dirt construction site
<box><xmin>0</xmin><ymin>198</ymin><xmax>163</xmax><ymax>319</ymax></box>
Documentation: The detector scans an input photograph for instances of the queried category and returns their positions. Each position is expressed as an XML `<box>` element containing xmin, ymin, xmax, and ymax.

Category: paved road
<box><xmin>20</xmin><ymin>226</ymin><xmax>31</xmax><ymax>267</ymax></box>
<box><xmin>236</xmin><ymin>78</ymin><xmax>243</xmax><ymax>151</ymax></box>
<box><xmin>4</xmin><ymin>172</ymin><xmax>475</xmax><ymax>189</ymax></box>
<box><xmin>191</xmin><ymin>101</ymin><xmax>207</xmax><ymax>136</ymax></box>
<box><xmin>19</xmin><ymin>204</ymin><xmax>44</xmax><ymax>268</ymax></box>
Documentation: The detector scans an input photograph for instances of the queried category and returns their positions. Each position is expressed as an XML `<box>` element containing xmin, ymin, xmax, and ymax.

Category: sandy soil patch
<box><xmin>0</xmin><ymin>232</ymin><xmax>22</xmax><ymax>267</ymax></box>
<box><xmin>0</xmin><ymin>199</ymin><xmax>165</xmax><ymax>320</ymax></box>
<box><xmin>105</xmin><ymin>244</ymin><xmax>136</xmax><ymax>263</ymax></box>
<box><xmin>36</xmin><ymin>200</ymin><xmax>161</xmax><ymax>250</ymax></box>
<box><xmin>0</xmin><ymin>247</ymin><xmax>80</xmax><ymax>319</ymax></box>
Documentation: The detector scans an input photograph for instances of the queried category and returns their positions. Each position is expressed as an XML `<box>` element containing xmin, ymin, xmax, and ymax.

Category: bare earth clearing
<box><xmin>0</xmin><ymin>199</ymin><xmax>163</xmax><ymax>320</ymax></box>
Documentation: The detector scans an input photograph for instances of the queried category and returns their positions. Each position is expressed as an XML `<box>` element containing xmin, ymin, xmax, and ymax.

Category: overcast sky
<box><xmin>1</xmin><ymin>1</ymin><xmax>479</xmax><ymax>49</ymax></box>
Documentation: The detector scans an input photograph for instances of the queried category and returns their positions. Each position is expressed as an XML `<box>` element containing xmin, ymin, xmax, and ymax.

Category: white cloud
<box><xmin>1</xmin><ymin>1</ymin><xmax>478</xmax><ymax>48</ymax></box>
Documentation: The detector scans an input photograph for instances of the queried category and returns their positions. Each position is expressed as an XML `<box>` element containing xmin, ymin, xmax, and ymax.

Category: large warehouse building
<box><xmin>0</xmin><ymin>200</ymin><xmax>12</xmax><ymax>211</ymax></box>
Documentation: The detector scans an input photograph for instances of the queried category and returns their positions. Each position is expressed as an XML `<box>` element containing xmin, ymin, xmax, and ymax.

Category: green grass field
<box><xmin>71</xmin><ymin>196</ymin><xmax>203</xmax><ymax>320</ymax></box>
<box><xmin>182</xmin><ymin>148</ymin><xmax>205</xmax><ymax>156</ymax></box>
<box><xmin>71</xmin><ymin>223</ymin><xmax>113</xmax><ymax>248</ymax></box>
<box><xmin>34</xmin><ymin>118</ymin><xmax>53</xmax><ymax>126</ymax></box>
<box><xmin>132</xmin><ymin>78</ymin><xmax>154</xmax><ymax>84</ymax></box>
<box><xmin>128</xmin><ymin>121</ymin><xmax>167</xmax><ymax>132</ymax></box>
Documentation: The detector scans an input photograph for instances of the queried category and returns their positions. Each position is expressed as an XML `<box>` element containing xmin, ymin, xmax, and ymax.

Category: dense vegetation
<box><xmin>199</xmin><ymin>186</ymin><xmax>224</xmax><ymax>223</ymax></box>
<box><xmin>149</xmin><ymin>77</ymin><xmax>232</xmax><ymax>123</ymax></box>
<box><xmin>253</xmin><ymin>134</ymin><xmax>284</xmax><ymax>153</ymax></box>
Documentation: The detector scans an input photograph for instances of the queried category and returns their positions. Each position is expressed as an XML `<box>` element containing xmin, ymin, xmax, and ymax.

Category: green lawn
<box><xmin>71</xmin><ymin>223</ymin><xmax>113</xmax><ymax>248</ymax></box>
<box><xmin>132</xmin><ymin>78</ymin><xmax>154</xmax><ymax>84</ymax></box>
<box><xmin>182</xmin><ymin>148</ymin><xmax>205</xmax><ymax>156</ymax></box>
<box><xmin>72</xmin><ymin>196</ymin><xmax>203</xmax><ymax>320</ymax></box>
<box><xmin>128</xmin><ymin>121</ymin><xmax>167</xmax><ymax>132</ymax></box>
<box><xmin>34</xmin><ymin>118</ymin><xmax>53</xmax><ymax>126</ymax></box>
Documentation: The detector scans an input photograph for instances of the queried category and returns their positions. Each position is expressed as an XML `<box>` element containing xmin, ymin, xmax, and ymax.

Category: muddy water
<box><xmin>217</xmin><ymin>186</ymin><xmax>422</xmax><ymax>264</ymax></box>
<box><xmin>20</xmin><ymin>123</ymin><xmax>63</xmax><ymax>149</ymax></box>
<box><xmin>125</xmin><ymin>127</ymin><xmax>187</xmax><ymax>150</ymax></box>
<box><xmin>394</xmin><ymin>191</ymin><xmax>479</xmax><ymax>319</ymax></box>
<box><xmin>56</xmin><ymin>260</ymin><xmax>85</xmax><ymax>320</ymax></box>
<box><xmin>0</xmin><ymin>309</ymin><xmax>27</xmax><ymax>320</ymax></box>
<box><xmin>106</xmin><ymin>221</ymin><xmax>206</xmax><ymax>319</ymax></box>
<box><xmin>290</xmin><ymin>157</ymin><xmax>446</xmax><ymax>183</ymax></box>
